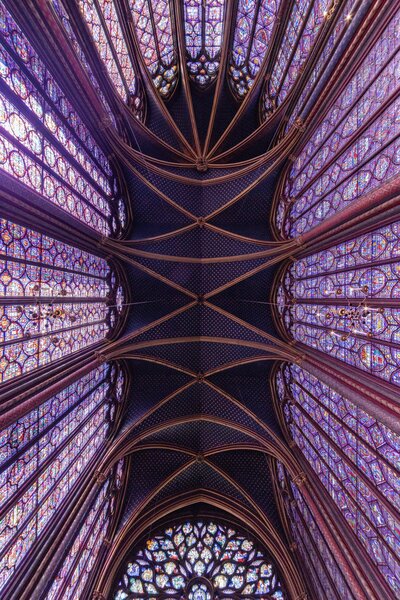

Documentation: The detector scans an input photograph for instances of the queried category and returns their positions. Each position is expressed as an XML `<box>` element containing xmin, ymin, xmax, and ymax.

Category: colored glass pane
<box><xmin>129</xmin><ymin>0</ymin><xmax>178</xmax><ymax>98</ymax></box>
<box><xmin>184</xmin><ymin>0</ymin><xmax>225</xmax><ymax>87</ymax></box>
<box><xmin>114</xmin><ymin>521</ymin><xmax>285</xmax><ymax>598</ymax></box>
<box><xmin>0</xmin><ymin>364</ymin><xmax>124</xmax><ymax>594</ymax></box>
<box><xmin>230</xmin><ymin>0</ymin><xmax>281</xmax><ymax>98</ymax></box>
<box><xmin>278</xmin><ymin>9</ymin><xmax>400</xmax><ymax>237</ymax></box>
<box><xmin>0</xmin><ymin>218</ymin><xmax>122</xmax><ymax>383</ymax></box>
<box><xmin>278</xmin><ymin>220</ymin><xmax>400</xmax><ymax>386</ymax></box>
<box><xmin>276</xmin><ymin>366</ymin><xmax>400</xmax><ymax>595</ymax></box>
<box><xmin>266</xmin><ymin>0</ymin><xmax>331</xmax><ymax>113</ymax></box>
<box><xmin>276</xmin><ymin>461</ymin><xmax>355</xmax><ymax>599</ymax></box>
<box><xmin>78</xmin><ymin>0</ymin><xmax>143</xmax><ymax>115</ymax></box>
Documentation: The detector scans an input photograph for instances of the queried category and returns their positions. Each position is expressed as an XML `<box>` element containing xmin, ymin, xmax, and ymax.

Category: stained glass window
<box><xmin>277</xmin><ymin>8</ymin><xmax>400</xmax><ymax>238</ymax></box>
<box><xmin>0</xmin><ymin>1</ymin><xmax>126</xmax><ymax>234</ymax></box>
<box><xmin>0</xmin><ymin>218</ymin><xmax>122</xmax><ymax>383</ymax></box>
<box><xmin>129</xmin><ymin>0</ymin><xmax>178</xmax><ymax>99</ymax></box>
<box><xmin>0</xmin><ymin>363</ymin><xmax>124</xmax><ymax>595</ymax></box>
<box><xmin>275</xmin><ymin>460</ymin><xmax>354</xmax><ymax>600</ymax></box>
<box><xmin>275</xmin><ymin>365</ymin><xmax>400</xmax><ymax>595</ymax></box>
<box><xmin>77</xmin><ymin>0</ymin><xmax>144</xmax><ymax>116</ymax></box>
<box><xmin>45</xmin><ymin>459</ymin><xmax>125</xmax><ymax>600</ymax></box>
<box><xmin>114</xmin><ymin>521</ymin><xmax>285</xmax><ymax>598</ymax></box>
<box><xmin>264</xmin><ymin>0</ymin><xmax>331</xmax><ymax>115</ymax></box>
<box><xmin>184</xmin><ymin>0</ymin><xmax>225</xmax><ymax>87</ymax></box>
<box><xmin>277</xmin><ymin>220</ymin><xmax>400</xmax><ymax>386</ymax></box>
<box><xmin>50</xmin><ymin>0</ymin><xmax>117</xmax><ymax>126</ymax></box>
<box><xmin>229</xmin><ymin>0</ymin><xmax>281</xmax><ymax>99</ymax></box>
<box><xmin>283</xmin><ymin>0</ymin><xmax>355</xmax><ymax>131</ymax></box>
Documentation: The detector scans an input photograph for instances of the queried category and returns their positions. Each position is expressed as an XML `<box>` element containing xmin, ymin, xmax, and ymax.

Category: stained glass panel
<box><xmin>0</xmin><ymin>364</ymin><xmax>123</xmax><ymax>594</ymax></box>
<box><xmin>184</xmin><ymin>0</ymin><xmax>225</xmax><ymax>87</ymax></box>
<box><xmin>114</xmin><ymin>521</ymin><xmax>285</xmax><ymax>598</ymax></box>
<box><xmin>278</xmin><ymin>220</ymin><xmax>400</xmax><ymax>386</ymax></box>
<box><xmin>0</xmin><ymin>1</ymin><xmax>126</xmax><ymax>233</ymax></box>
<box><xmin>276</xmin><ymin>365</ymin><xmax>400</xmax><ymax>595</ymax></box>
<box><xmin>229</xmin><ymin>0</ymin><xmax>281</xmax><ymax>98</ymax></box>
<box><xmin>78</xmin><ymin>0</ymin><xmax>143</xmax><ymax>116</ymax></box>
<box><xmin>278</xmin><ymin>9</ymin><xmax>400</xmax><ymax>237</ymax></box>
<box><xmin>276</xmin><ymin>461</ymin><xmax>355</xmax><ymax>600</ymax></box>
<box><xmin>129</xmin><ymin>0</ymin><xmax>178</xmax><ymax>98</ymax></box>
<box><xmin>0</xmin><ymin>218</ymin><xmax>121</xmax><ymax>383</ymax></box>
<box><xmin>46</xmin><ymin>459</ymin><xmax>125</xmax><ymax>600</ymax></box>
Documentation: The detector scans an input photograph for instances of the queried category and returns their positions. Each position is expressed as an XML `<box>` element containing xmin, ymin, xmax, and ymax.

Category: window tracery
<box><xmin>77</xmin><ymin>0</ymin><xmax>144</xmax><ymax>117</ymax></box>
<box><xmin>276</xmin><ymin>221</ymin><xmax>400</xmax><ymax>386</ymax></box>
<box><xmin>45</xmin><ymin>459</ymin><xmax>125</xmax><ymax>600</ymax></box>
<box><xmin>184</xmin><ymin>0</ymin><xmax>225</xmax><ymax>88</ymax></box>
<box><xmin>0</xmin><ymin>1</ymin><xmax>127</xmax><ymax>234</ymax></box>
<box><xmin>114</xmin><ymin>521</ymin><xmax>285</xmax><ymax>598</ymax></box>
<box><xmin>0</xmin><ymin>364</ymin><xmax>125</xmax><ymax>595</ymax></box>
<box><xmin>129</xmin><ymin>0</ymin><xmax>178</xmax><ymax>99</ymax></box>
<box><xmin>263</xmin><ymin>0</ymin><xmax>331</xmax><ymax>115</ymax></box>
<box><xmin>0</xmin><ymin>218</ymin><xmax>122</xmax><ymax>383</ymax></box>
<box><xmin>229</xmin><ymin>0</ymin><xmax>281</xmax><ymax>99</ymax></box>
<box><xmin>276</xmin><ymin>8</ymin><xmax>400</xmax><ymax>238</ymax></box>
<box><xmin>275</xmin><ymin>366</ymin><xmax>400</xmax><ymax>595</ymax></box>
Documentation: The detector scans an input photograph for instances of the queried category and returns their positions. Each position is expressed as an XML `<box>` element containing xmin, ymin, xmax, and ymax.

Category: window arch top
<box><xmin>114</xmin><ymin>520</ymin><xmax>285</xmax><ymax>598</ymax></box>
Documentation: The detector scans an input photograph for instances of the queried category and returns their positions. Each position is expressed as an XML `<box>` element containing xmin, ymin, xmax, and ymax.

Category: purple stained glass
<box><xmin>0</xmin><ymin>218</ymin><xmax>123</xmax><ymax>383</ymax></box>
<box><xmin>278</xmin><ymin>8</ymin><xmax>400</xmax><ymax>238</ymax></box>
<box><xmin>129</xmin><ymin>0</ymin><xmax>178</xmax><ymax>99</ymax></box>
<box><xmin>0</xmin><ymin>364</ymin><xmax>123</xmax><ymax>593</ymax></box>
<box><xmin>276</xmin><ymin>461</ymin><xmax>353</xmax><ymax>599</ymax></box>
<box><xmin>114</xmin><ymin>520</ymin><xmax>285</xmax><ymax>598</ymax></box>
<box><xmin>230</xmin><ymin>0</ymin><xmax>281</xmax><ymax>99</ymax></box>
<box><xmin>45</xmin><ymin>459</ymin><xmax>124</xmax><ymax>600</ymax></box>
<box><xmin>278</xmin><ymin>220</ymin><xmax>400</xmax><ymax>387</ymax></box>
<box><xmin>184</xmin><ymin>0</ymin><xmax>225</xmax><ymax>87</ymax></box>
<box><xmin>276</xmin><ymin>365</ymin><xmax>400</xmax><ymax>595</ymax></box>
<box><xmin>0</xmin><ymin>2</ymin><xmax>128</xmax><ymax>234</ymax></box>
<box><xmin>78</xmin><ymin>0</ymin><xmax>143</xmax><ymax>117</ymax></box>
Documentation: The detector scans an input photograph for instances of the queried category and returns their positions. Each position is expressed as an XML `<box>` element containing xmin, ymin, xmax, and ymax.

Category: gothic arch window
<box><xmin>276</xmin><ymin>220</ymin><xmax>400</xmax><ymax>387</ymax></box>
<box><xmin>275</xmin><ymin>461</ymin><xmax>354</xmax><ymax>600</ymax></box>
<box><xmin>274</xmin><ymin>365</ymin><xmax>400</xmax><ymax>596</ymax></box>
<box><xmin>0</xmin><ymin>363</ymin><xmax>125</xmax><ymax>596</ymax></box>
<box><xmin>229</xmin><ymin>0</ymin><xmax>281</xmax><ymax>99</ymax></box>
<box><xmin>263</xmin><ymin>0</ymin><xmax>331</xmax><ymax>115</ymax></box>
<box><xmin>114</xmin><ymin>521</ymin><xmax>285</xmax><ymax>598</ymax></box>
<box><xmin>0</xmin><ymin>1</ymin><xmax>127</xmax><ymax>234</ymax></box>
<box><xmin>77</xmin><ymin>0</ymin><xmax>144</xmax><ymax>115</ymax></box>
<box><xmin>45</xmin><ymin>459</ymin><xmax>126</xmax><ymax>600</ymax></box>
<box><xmin>282</xmin><ymin>0</ymin><xmax>357</xmax><ymax>132</ymax></box>
<box><xmin>129</xmin><ymin>0</ymin><xmax>178</xmax><ymax>99</ymax></box>
<box><xmin>184</xmin><ymin>0</ymin><xmax>225</xmax><ymax>88</ymax></box>
<box><xmin>49</xmin><ymin>0</ymin><xmax>117</xmax><ymax>126</ymax></box>
<box><xmin>0</xmin><ymin>218</ymin><xmax>123</xmax><ymax>383</ymax></box>
<box><xmin>275</xmin><ymin>8</ymin><xmax>400</xmax><ymax>238</ymax></box>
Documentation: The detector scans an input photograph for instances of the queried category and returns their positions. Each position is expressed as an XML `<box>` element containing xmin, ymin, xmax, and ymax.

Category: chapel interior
<box><xmin>0</xmin><ymin>1</ymin><xmax>399</xmax><ymax>599</ymax></box>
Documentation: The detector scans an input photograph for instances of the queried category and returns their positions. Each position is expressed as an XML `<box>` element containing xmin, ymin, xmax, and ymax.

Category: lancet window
<box><xmin>46</xmin><ymin>459</ymin><xmax>125</xmax><ymax>600</ymax></box>
<box><xmin>77</xmin><ymin>0</ymin><xmax>143</xmax><ymax>115</ymax></box>
<box><xmin>275</xmin><ymin>366</ymin><xmax>400</xmax><ymax>595</ymax></box>
<box><xmin>0</xmin><ymin>363</ymin><xmax>125</xmax><ymax>595</ymax></box>
<box><xmin>276</xmin><ymin>221</ymin><xmax>400</xmax><ymax>386</ymax></box>
<box><xmin>129</xmin><ymin>0</ymin><xmax>178</xmax><ymax>99</ymax></box>
<box><xmin>0</xmin><ymin>1</ymin><xmax>127</xmax><ymax>234</ymax></box>
<box><xmin>229</xmin><ymin>0</ymin><xmax>281</xmax><ymax>99</ymax></box>
<box><xmin>184</xmin><ymin>0</ymin><xmax>225</xmax><ymax>88</ymax></box>
<box><xmin>0</xmin><ymin>218</ymin><xmax>122</xmax><ymax>383</ymax></box>
<box><xmin>275</xmin><ymin>461</ymin><xmax>354</xmax><ymax>600</ymax></box>
<box><xmin>264</xmin><ymin>0</ymin><xmax>331</xmax><ymax>115</ymax></box>
<box><xmin>276</xmin><ymin>8</ymin><xmax>400</xmax><ymax>238</ymax></box>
